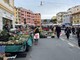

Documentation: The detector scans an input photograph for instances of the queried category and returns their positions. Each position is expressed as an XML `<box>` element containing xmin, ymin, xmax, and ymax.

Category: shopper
<box><xmin>34</xmin><ymin>27</ymin><xmax>40</xmax><ymax>45</ymax></box>
<box><xmin>72</xmin><ymin>26</ymin><xmax>75</xmax><ymax>35</ymax></box>
<box><xmin>76</xmin><ymin>26</ymin><xmax>80</xmax><ymax>47</ymax></box>
<box><xmin>65</xmin><ymin>27</ymin><xmax>71</xmax><ymax>39</ymax></box>
<box><xmin>55</xmin><ymin>25</ymin><xmax>61</xmax><ymax>38</ymax></box>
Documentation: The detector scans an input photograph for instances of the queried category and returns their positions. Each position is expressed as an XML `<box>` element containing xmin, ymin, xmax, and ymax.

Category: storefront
<box><xmin>0</xmin><ymin>8</ymin><xmax>14</xmax><ymax>30</ymax></box>
<box><xmin>3</xmin><ymin>18</ymin><xmax>13</xmax><ymax>28</ymax></box>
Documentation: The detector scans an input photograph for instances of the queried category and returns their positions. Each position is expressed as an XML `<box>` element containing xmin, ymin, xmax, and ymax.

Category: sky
<box><xmin>14</xmin><ymin>0</ymin><xmax>80</xmax><ymax>19</ymax></box>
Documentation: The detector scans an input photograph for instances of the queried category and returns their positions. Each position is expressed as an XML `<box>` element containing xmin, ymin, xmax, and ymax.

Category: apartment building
<box><xmin>67</xmin><ymin>5</ymin><xmax>80</xmax><ymax>24</ymax></box>
<box><xmin>0</xmin><ymin>0</ymin><xmax>14</xmax><ymax>30</ymax></box>
<box><xmin>14</xmin><ymin>7</ymin><xmax>41</xmax><ymax>26</ymax></box>
<box><xmin>56</xmin><ymin>12</ymin><xmax>67</xmax><ymax>25</ymax></box>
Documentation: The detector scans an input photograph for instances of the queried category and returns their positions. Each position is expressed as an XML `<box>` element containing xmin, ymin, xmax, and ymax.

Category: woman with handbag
<box><xmin>34</xmin><ymin>27</ymin><xmax>40</xmax><ymax>45</ymax></box>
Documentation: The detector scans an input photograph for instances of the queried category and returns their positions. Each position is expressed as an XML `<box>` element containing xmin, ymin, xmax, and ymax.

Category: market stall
<box><xmin>0</xmin><ymin>30</ymin><xmax>33</xmax><ymax>59</ymax></box>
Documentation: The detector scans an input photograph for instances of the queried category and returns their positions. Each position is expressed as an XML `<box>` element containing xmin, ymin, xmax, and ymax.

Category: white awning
<box><xmin>27</xmin><ymin>23</ymin><xmax>35</xmax><ymax>26</ymax></box>
<box><xmin>73</xmin><ymin>24</ymin><xmax>80</xmax><ymax>26</ymax></box>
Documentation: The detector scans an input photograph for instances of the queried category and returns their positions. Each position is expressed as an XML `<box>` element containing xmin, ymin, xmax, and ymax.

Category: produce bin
<box><xmin>0</xmin><ymin>35</ymin><xmax>33</xmax><ymax>53</ymax></box>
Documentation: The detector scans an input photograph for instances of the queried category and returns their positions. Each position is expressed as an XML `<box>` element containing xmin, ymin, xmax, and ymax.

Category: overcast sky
<box><xmin>14</xmin><ymin>0</ymin><xmax>80</xmax><ymax>19</ymax></box>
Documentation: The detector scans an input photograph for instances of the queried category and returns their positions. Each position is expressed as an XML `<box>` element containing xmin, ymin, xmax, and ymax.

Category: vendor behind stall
<box><xmin>3</xmin><ymin>23</ymin><xmax>10</xmax><ymax>32</ymax></box>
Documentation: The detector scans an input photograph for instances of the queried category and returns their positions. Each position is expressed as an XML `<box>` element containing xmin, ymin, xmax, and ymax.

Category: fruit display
<box><xmin>0</xmin><ymin>30</ymin><xmax>10</xmax><ymax>42</ymax></box>
<box><xmin>0</xmin><ymin>34</ymin><xmax>29</xmax><ymax>45</ymax></box>
<box><xmin>0</xmin><ymin>29</ymin><xmax>33</xmax><ymax>53</ymax></box>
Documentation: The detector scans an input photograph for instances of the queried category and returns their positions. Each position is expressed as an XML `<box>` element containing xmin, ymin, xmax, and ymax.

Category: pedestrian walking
<box><xmin>65</xmin><ymin>27</ymin><xmax>71</xmax><ymax>39</ymax></box>
<box><xmin>55</xmin><ymin>25</ymin><xmax>61</xmax><ymax>38</ymax></box>
<box><xmin>76</xmin><ymin>26</ymin><xmax>80</xmax><ymax>47</ymax></box>
<box><xmin>76</xmin><ymin>26</ymin><xmax>80</xmax><ymax>39</ymax></box>
<box><xmin>51</xmin><ymin>27</ymin><xmax>56</xmax><ymax>38</ymax></box>
<box><xmin>34</xmin><ymin>27</ymin><xmax>40</xmax><ymax>45</ymax></box>
<box><xmin>72</xmin><ymin>26</ymin><xmax>75</xmax><ymax>35</ymax></box>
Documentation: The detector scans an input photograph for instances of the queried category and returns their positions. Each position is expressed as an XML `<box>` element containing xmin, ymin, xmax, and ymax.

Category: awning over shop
<box><xmin>72</xmin><ymin>24</ymin><xmax>80</xmax><ymax>26</ymax></box>
<box><xmin>42</xmin><ymin>23</ymin><xmax>59</xmax><ymax>26</ymax></box>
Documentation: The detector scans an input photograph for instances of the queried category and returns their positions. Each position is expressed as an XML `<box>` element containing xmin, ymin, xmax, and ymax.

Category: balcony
<box><xmin>0</xmin><ymin>0</ymin><xmax>14</xmax><ymax>14</ymax></box>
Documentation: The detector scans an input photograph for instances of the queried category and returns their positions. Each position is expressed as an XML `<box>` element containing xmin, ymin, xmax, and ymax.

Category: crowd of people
<box><xmin>33</xmin><ymin>25</ymin><xmax>80</xmax><ymax>45</ymax></box>
<box><xmin>41</xmin><ymin>25</ymin><xmax>80</xmax><ymax>47</ymax></box>
<box><xmin>52</xmin><ymin>25</ymin><xmax>80</xmax><ymax>47</ymax></box>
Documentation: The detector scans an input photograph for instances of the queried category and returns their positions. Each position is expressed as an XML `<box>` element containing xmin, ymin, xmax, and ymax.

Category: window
<box><xmin>74</xmin><ymin>21</ymin><xmax>75</xmax><ymax>23</ymax></box>
<box><xmin>4</xmin><ymin>0</ymin><xmax>9</xmax><ymax>4</ymax></box>
<box><xmin>77</xmin><ymin>20</ymin><xmax>79</xmax><ymax>22</ymax></box>
<box><xmin>19</xmin><ymin>19</ymin><xmax>20</xmax><ymax>21</ymax></box>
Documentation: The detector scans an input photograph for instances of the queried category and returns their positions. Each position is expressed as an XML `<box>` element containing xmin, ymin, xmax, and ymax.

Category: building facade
<box><xmin>67</xmin><ymin>5</ymin><xmax>80</xmax><ymax>24</ymax></box>
<box><xmin>62</xmin><ymin>14</ymin><xmax>72</xmax><ymax>26</ymax></box>
<box><xmin>56</xmin><ymin>12</ymin><xmax>67</xmax><ymax>25</ymax></box>
<box><xmin>14</xmin><ymin>7</ymin><xmax>19</xmax><ymax>24</ymax></box>
<box><xmin>0</xmin><ymin>0</ymin><xmax>14</xmax><ymax>30</ymax></box>
<box><xmin>14</xmin><ymin>7</ymin><xmax>41</xmax><ymax>26</ymax></box>
<box><xmin>72</xmin><ymin>12</ymin><xmax>80</xmax><ymax>24</ymax></box>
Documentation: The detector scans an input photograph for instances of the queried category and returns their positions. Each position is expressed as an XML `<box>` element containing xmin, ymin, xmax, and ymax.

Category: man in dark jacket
<box><xmin>72</xmin><ymin>26</ymin><xmax>75</xmax><ymax>35</ymax></box>
<box><xmin>65</xmin><ymin>27</ymin><xmax>71</xmax><ymax>39</ymax></box>
<box><xmin>55</xmin><ymin>25</ymin><xmax>61</xmax><ymax>38</ymax></box>
<box><xmin>76</xmin><ymin>26</ymin><xmax>80</xmax><ymax>47</ymax></box>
